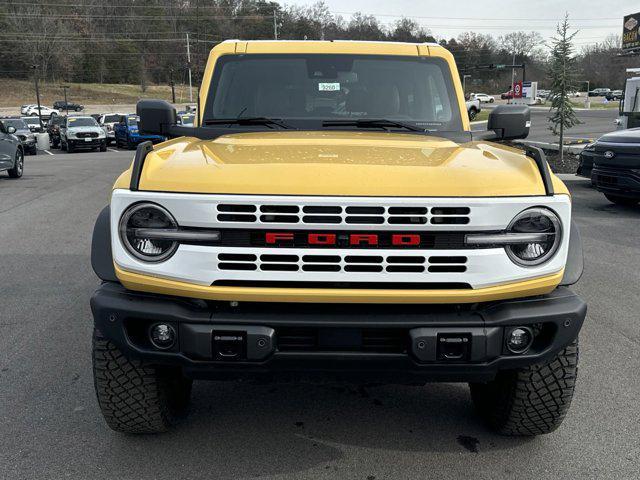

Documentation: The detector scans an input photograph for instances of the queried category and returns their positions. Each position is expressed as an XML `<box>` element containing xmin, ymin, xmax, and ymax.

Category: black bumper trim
<box><xmin>91</xmin><ymin>283</ymin><xmax>586</xmax><ymax>383</ymax></box>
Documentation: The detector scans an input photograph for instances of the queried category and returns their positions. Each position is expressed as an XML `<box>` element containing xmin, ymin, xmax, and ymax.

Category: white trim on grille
<box><xmin>110</xmin><ymin>190</ymin><xmax>572</xmax><ymax>289</ymax></box>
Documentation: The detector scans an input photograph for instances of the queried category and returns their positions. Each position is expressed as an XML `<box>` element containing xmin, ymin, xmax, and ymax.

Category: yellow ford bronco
<box><xmin>90</xmin><ymin>40</ymin><xmax>585</xmax><ymax>435</ymax></box>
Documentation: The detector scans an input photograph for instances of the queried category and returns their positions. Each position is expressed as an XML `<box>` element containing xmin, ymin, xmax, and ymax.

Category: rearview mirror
<box><xmin>487</xmin><ymin>105</ymin><xmax>530</xmax><ymax>140</ymax></box>
<box><xmin>137</xmin><ymin>99</ymin><xmax>177</xmax><ymax>135</ymax></box>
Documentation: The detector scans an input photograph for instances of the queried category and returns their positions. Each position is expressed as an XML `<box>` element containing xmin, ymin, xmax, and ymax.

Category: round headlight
<box><xmin>119</xmin><ymin>202</ymin><xmax>178</xmax><ymax>262</ymax></box>
<box><xmin>505</xmin><ymin>208</ymin><xmax>562</xmax><ymax>266</ymax></box>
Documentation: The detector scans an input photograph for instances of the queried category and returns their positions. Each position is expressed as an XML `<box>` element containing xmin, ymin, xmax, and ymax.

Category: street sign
<box><xmin>622</xmin><ymin>12</ymin><xmax>640</xmax><ymax>51</ymax></box>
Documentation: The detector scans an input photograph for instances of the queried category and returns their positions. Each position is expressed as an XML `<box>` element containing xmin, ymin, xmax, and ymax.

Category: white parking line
<box><xmin>107</xmin><ymin>148</ymin><xmax>119</xmax><ymax>152</ymax></box>
<box><xmin>42</xmin><ymin>150</ymin><xmax>54</xmax><ymax>156</ymax></box>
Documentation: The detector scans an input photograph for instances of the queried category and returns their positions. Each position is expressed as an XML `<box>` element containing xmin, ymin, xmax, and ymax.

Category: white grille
<box><xmin>217</xmin><ymin>252</ymin><xmax>467</xmax><ymax>274</ymax></box>
<box><xmin>216</xmin><ymin>203</ymin><xmax>470</xmax><ymax>226</ymax></box>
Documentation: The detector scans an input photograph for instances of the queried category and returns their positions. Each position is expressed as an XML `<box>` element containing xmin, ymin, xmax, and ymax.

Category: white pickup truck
<box><xmin>465</xmin><ymin>97</ymin><xmax>481</xmax><ymax>120</ymax></box>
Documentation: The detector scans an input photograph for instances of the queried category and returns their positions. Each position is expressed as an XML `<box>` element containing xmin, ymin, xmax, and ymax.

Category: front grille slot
<box><xmin>218</xmin><ymin>253</ymin><xmax>256</xmax><ymax>262</ymax></box>
<box><xmin>303</xmin><ymin>206</ymin><xmax>342</xmax><ymax>214</ymax></box>
<box><xmin>431</xmin><ymin>216</ymin><xmax>470</xmax><ymax>225</ymax></box>
<box><xmin>388</xmin><ymin>216</ymin><xmax>428</xmax><ymax>224</ymax></box>
<box><xmin>428</xmin><ymin>265</ymin><xmax>467</xmax><ymax>273</ymax></box>
<box><xmin>302</xmin><ymin>255</ymin><xmax>341</xmax><ymax>263</ymax></box>
<box><xmin>386</xmin><ymin>265</ymin><xmax>425</xmax><ymax>273</ymax></box>
<box><xmin>302</xmin><ymin>264</ymin><xmax>341</xmax><ymax>272</ymax></box>
<box><xmin>345</xmin><ymin>216</ymin><xmax>385</xmax><ymax>224</ymax></box>
<box><xmin>387</xmin><ymin>256</ymin><xmax>425</xmax><ymax>264</ymax></box>
<box><xmin>260</xmin><ymin>254</ymin><xmax>298</xmax><ymax>263</ymax></box>
<box><xmin>260</xmin><ymin>205</ymin><xmax>299</xmax><ymax>213</ymax></box>
<box><xmin>260</xmin><ymin>264</ymin><xmax>299</xmax><ymax>271</ymax></box>
<box><xmin>303</xmin><ymin>215</ymin><xmax>342</xmax><ymax>224</ymax></box>
<box><xmin>429</xmin><ymin>256</ymin><xmax>467</xmax><ymax>264</ymax></box>
<box><xmin>218</xmin><ymin>204</ymin><xmax>256</xmax><ymax>213</ymax></box>
<box><xmin>260</xmin><ymin>214</ymin><xmax>299</xmax><ymax>223</ymax></box>
<box><xmin>277</xmin><ymin>327</ymin><xmax>407</xmax><ymax>353</ymax></box>
<box><xmin>345</xmin><ymin>256</ymin><xmax>383</xmax><ymax>264</ymax></box>
<box><xmin>217</xmin><ymin>214</ymin><xmax>257</xmax><ymax>222</ymax></box>
<box><xmin>219</xmin><ymin>262</ymin><xmax>257</xmax><ymax>271</ymax></box>
<box><xmin>344</xmin><ymin>265</ymin><xmax>383</xmax><ymax>272</ymax></box>
<box><xmin>431</xmin><ymin>207</ymin><xmax>471</xmax><ymax>215</ymax></box>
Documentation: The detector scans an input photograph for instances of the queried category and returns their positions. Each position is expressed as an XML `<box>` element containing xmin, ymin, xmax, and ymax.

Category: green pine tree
<box><xmin>548</xmin><ymin>14</ymin><xmax>580</xmax><ymax>164</ymax></box>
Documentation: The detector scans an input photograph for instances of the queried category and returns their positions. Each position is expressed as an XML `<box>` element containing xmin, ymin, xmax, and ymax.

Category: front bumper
<box><xmin>592</xmin><ymin>165</ymin><xmax>640</xmax><ymax>197</ymax></box>
<box><xmin>68</xmin><ymin>138</ymin><xmax>105</xmax><ymax>148</ymax></box>
<box><xmin>91</xmin><ymin>282</ymin><xmax>586</xmax><ymax>383</ymax></box>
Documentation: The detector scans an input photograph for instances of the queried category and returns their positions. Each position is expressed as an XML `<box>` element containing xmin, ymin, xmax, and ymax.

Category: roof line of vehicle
<box><xmin>221</xmin><ymin>39</ymin><xmax>441</xmax><ymax>47</ymax></box>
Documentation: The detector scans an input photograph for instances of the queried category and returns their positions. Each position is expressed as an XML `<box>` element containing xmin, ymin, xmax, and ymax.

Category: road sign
<box><xmin>622</xmin><ymin>12</ymin><xmax>640</xmax><ymax>51</ymax></box>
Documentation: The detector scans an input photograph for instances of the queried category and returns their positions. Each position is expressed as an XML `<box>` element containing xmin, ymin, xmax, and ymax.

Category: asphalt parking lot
<box><xmin>473</xmin><ymin>106</ymin><xmax>619</xmax><ymax>144</ymax></box>
<box><xmin>1</xmin><ymin>150</ymin><xmax>639</xmax><ymax>480</ymax></box>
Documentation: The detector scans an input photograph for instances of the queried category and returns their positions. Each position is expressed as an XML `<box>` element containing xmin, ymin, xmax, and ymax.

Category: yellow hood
<box><xmin>125</xmin><ymin>131</ymin><xmax>567</xmax><ymax>197</ymax></box>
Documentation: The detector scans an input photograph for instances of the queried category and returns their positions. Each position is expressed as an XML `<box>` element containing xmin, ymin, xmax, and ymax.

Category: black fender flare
<box><xmin>560</xmin><ymin>220</ymin><xmax>584</xmax><ymax>286</ymax></box>
<box><xmin>91</xmin><ymin>205</ymin><xmax>118</xmax><ymax>282</ymax></box>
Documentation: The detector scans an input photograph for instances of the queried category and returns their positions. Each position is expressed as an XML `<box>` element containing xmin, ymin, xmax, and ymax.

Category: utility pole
<box><xmin>169</xmin><ymin>69</ymin><xmax>176</xmax><ymax>104</ymax></box>
<box><xmin>273</xmin><ymin>10</ymin><xmax>278</xmax><ymax>40</ymax></box>
<box><xmin>32</xmin><ymin>65</ymin><xmax>43</xmax><ymax>130</ymax></box>
<box><xmin>186</xmin><ymin>33</ymin><xmax>193</xmax><ymax>103</ymax></box>
<box><xmin>61</xmin><ymin>85</ymin><xmax>70</xmax><ymax>114</ymax></box>
<box><xmin>510</xmin><ymin>52</ymin><xmax>516</xmax><ymax>104</ymax></box>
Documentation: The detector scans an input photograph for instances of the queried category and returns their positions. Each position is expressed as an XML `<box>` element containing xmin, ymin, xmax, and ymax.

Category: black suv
<box><xmin>53</xmin><ymin>100</ymin><xmax>84</xmax><ymax>112</ymax></box>
<box><xmin>584</xmin><ymin>128</ymin><xmax>640</xmax><ymax>206</ymax></box>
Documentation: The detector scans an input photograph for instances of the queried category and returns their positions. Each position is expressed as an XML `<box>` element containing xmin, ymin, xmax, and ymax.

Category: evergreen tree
<box><xmin>548</xmin><ymin>14</ymin><xmax>579</xmax><ymax>164</ymax></box>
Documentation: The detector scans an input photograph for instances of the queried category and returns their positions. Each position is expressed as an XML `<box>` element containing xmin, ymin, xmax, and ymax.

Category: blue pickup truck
<box><xmin>113</xmin><ymin>114</ymin><xmax>165</xmax><ymax>149</ymax></box>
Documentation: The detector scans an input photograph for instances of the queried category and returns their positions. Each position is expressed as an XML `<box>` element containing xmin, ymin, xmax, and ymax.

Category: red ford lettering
<box><xmin>391</xmin><ymin>234</ymin><xmax>421</xmax><ymax>246</ymax></box>
<box><xmin>308</xmin><ymin>233</ymin><xmax>337</xmax><ymax>245</ymax></box>
<box><xmin>349</xmin><ymin>234</ymin><xmax>379</xmax><ymax>246</ymax></box>
<box><xmin>265</xmin><ymin>232</ymin><xmax>294</xmax><ymax>244</ymax></box>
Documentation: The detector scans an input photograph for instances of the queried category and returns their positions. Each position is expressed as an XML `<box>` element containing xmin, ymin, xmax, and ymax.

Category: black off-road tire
<box><xmin>469</xmin><ymin>339</ymin><xmax>579</xmax><ymax>436</ymax></box>
<box><xmin>604</xmin><ymin>194</ymin><xmax>639</xmax><ymax>206</ymax></box>
<box><xmin>468</xmin><ymin>108</ymin><xmax>478</xmax><ymax>120</ymax></box>
<box><xmin>92</xmin><ymin>329</ymin><xmax>192</xmax><ymax>434</ymax></box>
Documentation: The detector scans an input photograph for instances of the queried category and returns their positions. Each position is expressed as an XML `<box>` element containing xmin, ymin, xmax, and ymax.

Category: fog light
<box><xmin>506</xmin><ymin>327</ymin><xmax>533</xmax><ymax>354</ymax></box>
<box><xmin>149</xmin><ymin>323</ymin><xmax>176</xmax><ymax>350</ymax></box>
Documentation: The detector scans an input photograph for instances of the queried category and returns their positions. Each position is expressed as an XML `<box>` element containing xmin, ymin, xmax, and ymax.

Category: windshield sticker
<box><xmin>318</xmin><ymin>82</ymin><xmax>340</xmax><ymax>92</ymax></box>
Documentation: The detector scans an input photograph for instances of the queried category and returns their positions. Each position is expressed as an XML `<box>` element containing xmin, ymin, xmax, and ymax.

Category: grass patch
<box><xmin>0</xmin><ymin>78</ymin><xmax>193</xmax><ymax>108</ymax></box>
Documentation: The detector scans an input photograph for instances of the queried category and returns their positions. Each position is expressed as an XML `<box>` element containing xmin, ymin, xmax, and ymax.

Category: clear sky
<box><xmin>285</xmin><ymin>0</ymin><xmax>638</xmax><ymax>49</ymax></box>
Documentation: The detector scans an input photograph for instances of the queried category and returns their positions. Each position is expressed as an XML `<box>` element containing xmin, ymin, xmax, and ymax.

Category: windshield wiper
<box><xmin>322</xmin><ymin>119</ymin><xmax>426</xmax><ymax>133</ymax></box>
<box><xmin>202</xmin><ymin>117</ymin><xmax>296</xmax><ymax>129</ymax></box>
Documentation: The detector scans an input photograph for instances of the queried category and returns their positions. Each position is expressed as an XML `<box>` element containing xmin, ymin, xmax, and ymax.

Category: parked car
<box><xmin>582</xmin><ymin>128</ymin><xmax>640</xmax><ymax>205</ymax></box>
<box><xmin>24</xmin><ymin>105</ymin><xmax>59</xmax><ymax>119</ymax></box>
<box><xmin>0</xmin><ymin>121</ymin><xmax>24</xmax><ymax>178</ymax></box>
<box><xmin>59</xmin><ymin>115</ymin><xmax>107</xmax><ymax>153</ymax></box>
<box><xmin>99</xmin><ymin>113</ymin><xmax>125</xmax><ymax>145</ymax></box>
<box><xmin>47</xmin><ymin>114</ymin><xmax>66</xmax><ymax>149</ymax></box>
<box><xmin>470</xmin><ymin>93</ymin><xmax>494</xmax><ymax>103</ymax></box>
<box><xmin>500</xmin><ymin>89</ymin><xmax>513</xmax><ymax>99</ymax></box>
<box><xmin>0</xmin><ymin>117</ymin><xmax>37</xmax><ymax>155</ymax></box>
<box><xmin>537</xmin><ymin>89</ymin><xmax>550</xmax><ymax>99</ymax></box>
<box><xmin>605</xmin><ymin>90</ymin><xmax>623</xmax><ymax>101</ymax></box>
<box><xmin>22</xmin><ymin>116</ymin><xmax>44</xmax><ymax>133</ymax></box>
<box><xmin>20</xmin><ymin>104</ymin><xmax>35</xmax><ymax>115</ymax></box>
<box><xmin>90</xmin><ymin>40</ymin><xmax>586</xmax><ymax>437</ymax></box>
<box><xmin>113</xmin><ymin>114</ymin><xmax>165</xmax><ymax>149</ymax></box>
<box><xmin>177</xmin><ymin>113</ymin><xmax>195</xmax><ymax>126</ymax></box>
<box><xmin>588</xmin><ymin>88</ymin><xmax>611</xmax><ymax>97</ymax></box>
<box><xmin>464</xmin><ymin>97</ymin><xmax>481</xmax><ymax>120</ymax></box>
<box><xmin>53</xmin><ymin>100</ymin><xmax>84</xmax><ymax>112</ymax></box>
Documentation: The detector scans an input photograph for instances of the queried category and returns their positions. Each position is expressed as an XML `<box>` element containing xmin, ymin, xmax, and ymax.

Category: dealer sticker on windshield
<box><xmin>318</xmin><ymin>82</ymin><xmax>340</xmax><ymax>91</ymax></box>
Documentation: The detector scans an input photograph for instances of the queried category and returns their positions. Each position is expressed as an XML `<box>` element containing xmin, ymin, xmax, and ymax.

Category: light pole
<box><xmin>169</xmin><ymin>69</ymin><xmax>176</xmax><ymax>104</ymax></box>
<box><xmin>60</xmin><ymin>85</ymin><xmax>70</xmax><ymax>114</ymax></box>
<box><xmin>31</xmin><ymin>65</ymin><xmax>43</xmax><ymax>131</ymax></box>
<box><xmin>463</xmin><ymin>74</ymin><xmax>471</xmax><ymax>93</ymax></box>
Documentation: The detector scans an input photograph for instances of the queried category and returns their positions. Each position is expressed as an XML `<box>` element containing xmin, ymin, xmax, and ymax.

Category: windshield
<box><xmin>205</xmin><ymin>54</ymin><xmax>462</xmax><ymax>132</ymax></box>
<box><xmin>2</xmin><ymin>119</ymin><xmax>27</xmax><ymax>130</ymax></box>
<box><xmin>68</xmin><ymin>117</ymin><xmax>98</xmax><ymax>127</ymax></box>
<box><xmin>127</xmin><ymin>116</ymin><xmax>139</xmax><ymax>126</ymax></box>
<box><xmin>23</xmin><ymin>117</ymin><xmax>39</xmax><ymax>125</ymax></box>
<box><xmin>104</xmin><ymin>115</ymin><xmax>119</xmax><ymax>123</ymax></box>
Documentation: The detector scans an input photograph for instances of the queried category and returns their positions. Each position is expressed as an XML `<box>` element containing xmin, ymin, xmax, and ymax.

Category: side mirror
<box><xmin>487</xmin><ymin>105</ymin><xmax>530</xmax><ymax>140</ymax></box>
<box><xmin>6</xmin><ymin>126</ymin><xmax>16</xmax><ymax>134</ymax></box>
<box><xmin>137</xmin><ymin>99</ymin><xmax>176</xmax><ymax>135</ymax></box>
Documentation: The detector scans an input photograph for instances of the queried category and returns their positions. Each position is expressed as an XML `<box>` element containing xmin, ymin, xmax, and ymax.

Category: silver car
<box><xmin>59</xmin><ymin>116</ymin><xmax>107</xmax><ymax>153</ymax></box>
<box><xmin>0</xmin><ymin>118</ymin><xmax>37</xmax><ymax>155</ymax></box>
<box><xmin>0</xmin><ymin>122</ymin><xmax>24</xmax><ymax>178</ymax></box>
